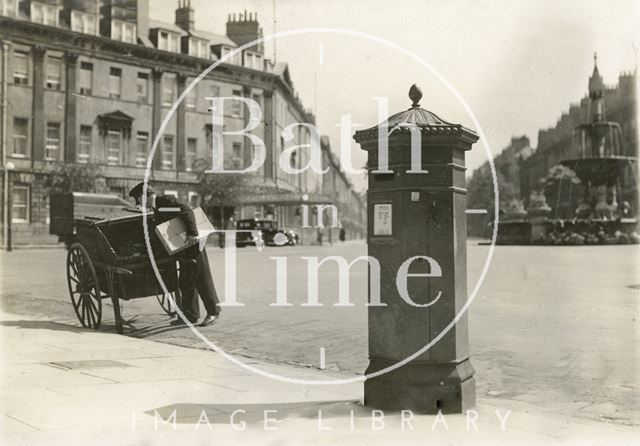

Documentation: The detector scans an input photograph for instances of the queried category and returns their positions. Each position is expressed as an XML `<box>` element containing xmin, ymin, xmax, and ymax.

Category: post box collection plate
<box><xmin>373</xmin><ymin>203</ymin><xmax>392</xmax><ymax>236</ymax></box>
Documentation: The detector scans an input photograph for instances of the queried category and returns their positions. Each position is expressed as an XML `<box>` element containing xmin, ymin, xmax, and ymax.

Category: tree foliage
<box><xmin>192</xmin><ymin>158</ymin><xmax>251</xmax><ymax>207</ymax></box>
<box><xmin>43</xmin><ymin>163</ymin><xmax>103</xmax><ymax>195</ymax></box>
<box><xmin>467</xmin><ymin>168</ymin><xmax>517</xmax><ymax>219</ymax></box>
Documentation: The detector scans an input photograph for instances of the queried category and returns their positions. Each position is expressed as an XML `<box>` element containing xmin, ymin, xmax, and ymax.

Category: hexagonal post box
<box><xmin>353</xmin><ymin>85</ymin><xmax>479</xmax><ymax>413</ymax></box>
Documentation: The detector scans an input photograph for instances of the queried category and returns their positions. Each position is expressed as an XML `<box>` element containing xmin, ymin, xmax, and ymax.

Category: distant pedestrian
<box><xmin>317</xmin><ymin>228</ymin><xmax>323</xmax><ymax>246</ymax></box>
<box><xmin>339</xmin><ymin>227</ymin><xmax>346</xmax><ymax>242</ymax></box>
<box><xmin>220</xmin><ymin>216</ymin><xmax>235</xmax><ymax>248</ymax></box>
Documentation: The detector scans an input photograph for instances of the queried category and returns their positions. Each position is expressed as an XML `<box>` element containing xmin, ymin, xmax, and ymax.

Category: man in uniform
<box><xmin>128</xmin><ymin>182</ymin><xmax>221</xmax><ymax>327</ymax></box>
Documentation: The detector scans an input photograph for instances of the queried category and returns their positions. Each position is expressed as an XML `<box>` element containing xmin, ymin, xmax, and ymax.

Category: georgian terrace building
<box><xmin>0</xmin><ymin>0</ymin><xmax>363</xmax><ymax>246</ymax></box>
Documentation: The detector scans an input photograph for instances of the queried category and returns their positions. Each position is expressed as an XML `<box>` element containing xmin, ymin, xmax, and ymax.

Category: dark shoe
<box><xmin>200</xmin><ymin>315</ymin><xmax>219</xmax><ymax>327</ymax></box>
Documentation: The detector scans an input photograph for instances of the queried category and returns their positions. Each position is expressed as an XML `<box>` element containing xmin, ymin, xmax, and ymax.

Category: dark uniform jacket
<box><xmin>152</xmin><ymin>195</ymin><xmax>220</xmax><ymax>319</ymax></box>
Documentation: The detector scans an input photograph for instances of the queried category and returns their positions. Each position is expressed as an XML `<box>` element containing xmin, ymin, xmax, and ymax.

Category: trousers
<box><xmin>178</xmin><ymin>249</ymin><xmax>221</xmax><ymax>321</ymax></box>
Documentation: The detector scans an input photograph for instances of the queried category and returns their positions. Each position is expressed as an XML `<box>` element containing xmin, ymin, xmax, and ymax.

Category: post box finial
<box><xmin>409</xmin><ymin>84</ymin><xmax>422</xmax><ymax>108</ymax></box>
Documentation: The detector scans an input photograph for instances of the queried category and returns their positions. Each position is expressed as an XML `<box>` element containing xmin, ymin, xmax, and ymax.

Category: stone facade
<box><xmin>0</xmin><ymin>0</ymin><xmax>366</xmax><ymax>246</ymax></box>
<box><xmin>466</xmin><ymin>135</ymin><xmax>532</xmax><ymax>237</ymax></box>
<box><xmin>320</xmin><ymin>136</ymin><xmax>366</xmax><ymax>243</ymax></box>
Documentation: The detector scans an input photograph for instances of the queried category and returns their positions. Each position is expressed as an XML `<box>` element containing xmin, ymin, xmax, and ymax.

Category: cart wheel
<box><xmin>66</xmin><ymin>243</ymin><xmax>102</xmax><ymax>330</ymax></box>
<box><xmin>156</xmin><ymin>292</ymin><xmax>178</xmax><ymax>316</ymax></box>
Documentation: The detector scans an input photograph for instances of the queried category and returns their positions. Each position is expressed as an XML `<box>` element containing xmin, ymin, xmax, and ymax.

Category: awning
<box><xmin>241</xmin><ymin>192</ymin><xmax>333</xmax><ymax>206</ymax></box>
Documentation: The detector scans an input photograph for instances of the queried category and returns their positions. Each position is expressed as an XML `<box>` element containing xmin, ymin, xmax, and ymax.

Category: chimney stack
<box><xmin>136</xmin><ymin>0</ymin><xmax>150</xmax><ymax>44</ymax></box>
<box><xmin>226</xmin><ymin>10</ymin><xmax>264</xmax><ymax>53</ymax></box>
<box><xmin>175</xmin><ymin>0</ymin><xmax>194</xmax><ymax>31</ymax></box>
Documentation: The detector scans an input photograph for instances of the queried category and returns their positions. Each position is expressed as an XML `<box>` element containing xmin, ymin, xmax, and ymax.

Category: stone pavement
<box><xmin>1</xmin><ymin>311</ymin><xmax>638</xmax><ymax>445</ymax></box>
<box><xmin>3</xmin><ymin>242</ymin><xmax>639</xmax><ymax>428</ymax></box>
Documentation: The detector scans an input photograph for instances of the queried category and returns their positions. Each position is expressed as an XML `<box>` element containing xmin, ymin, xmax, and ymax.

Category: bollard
<box><xmin>353</xmin><ymin>84</ymin><xmax>479</xmax><ymax>414</ymax></box>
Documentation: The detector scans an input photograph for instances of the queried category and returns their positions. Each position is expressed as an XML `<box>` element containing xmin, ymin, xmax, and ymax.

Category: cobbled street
<box><xmin>1</xmin><ymin>241</ymin><xmax>639</xmax><ymax>425</ymax></box>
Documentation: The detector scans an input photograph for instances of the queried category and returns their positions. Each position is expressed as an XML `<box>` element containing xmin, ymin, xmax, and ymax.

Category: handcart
<box><xmin>65</xmin><ymin>213</ymin><xmax>184</xmax><ymax>334</ymax></box>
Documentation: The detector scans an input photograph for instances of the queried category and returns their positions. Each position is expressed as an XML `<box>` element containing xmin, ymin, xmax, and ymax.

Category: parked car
<box><xmin>235</xmin><ymin>218</ymin><xmax>295</xmax><ymax>247</ymax></box>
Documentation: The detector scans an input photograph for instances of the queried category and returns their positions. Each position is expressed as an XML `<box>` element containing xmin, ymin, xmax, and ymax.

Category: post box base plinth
<box><xmin>364</xmin><ymin>358</ymin><xmax>475</xmax><ymax>414</ymax></box>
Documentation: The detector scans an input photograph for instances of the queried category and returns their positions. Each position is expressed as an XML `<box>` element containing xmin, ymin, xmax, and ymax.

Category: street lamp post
<box><xmin>4</xmin><ymin>161</ymin><xmax>15</xmax><ymax>252</ymax></box>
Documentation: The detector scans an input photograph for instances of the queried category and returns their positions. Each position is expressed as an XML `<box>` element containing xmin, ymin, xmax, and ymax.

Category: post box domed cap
<box><xmin>353</xmin><ymin>84</ymin><xmax>479</xmax><ymax>144</ymax></box>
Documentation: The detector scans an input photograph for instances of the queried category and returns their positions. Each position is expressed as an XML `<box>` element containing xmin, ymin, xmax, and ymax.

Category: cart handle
<box><xmin>110</xmin><ymin>266</ymin><xmax>134</xmax><ymax>277</ymax></box>
<box><xmin>102</xmin><ymin>257</ymin><xmax>194</xmax><ymax>275</ymax></box>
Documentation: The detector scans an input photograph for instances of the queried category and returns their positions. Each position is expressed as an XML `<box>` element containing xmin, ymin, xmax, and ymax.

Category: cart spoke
<box><xmin>72</xmin><ymin>294</ymin><xmax>81</xmax><ymax>311</ymax></box>
<box><xmin>78</xmin><ymin>263</ymin><xmax>88</xmax><ymax>282</ymax></box>
<box><xmin>85</xmin><ymin>297</ymin><xmax>93</xmax><ymax>326</ymax></box>
<box><xmin>87</xmin><ymin>293</ymin><xmax>99</xmax><ymax>315</ymax></box>
<box><xmin>86</xmin><ymin>301</ymin><xmax>93</xmax><ymax>327</ymax></box>
<box><xmin>80</xmin><ymin>296</ymin><xmax>87</xmax><ymax>326</ymax></box>
<box><xmin>75</xmin><ymin>252</ymin><xmax>87</xmax><ymax>277</ymax></box>
<box><xmin>88</xmin><ymin>303</ymin><xmax>97</xmax><ymax>328</ymax></box>
<box><xmin>75</xmin><ymin>256</ymin><xmax>87</xmax><ymax>282</ymax></box>
<box><xmin>84</xmin><ymin>295</ymin><xmax>91</xmax><ymax>323</ymax></box>
<box><xmin>90</xmin><ymin>304</ymin><xmax>98</xmax><ymax>328</ymax></box>
<box><xmin>70</xmin><ymin>257</ymin><xmax>80</xmax><ymax>278</ymax></box>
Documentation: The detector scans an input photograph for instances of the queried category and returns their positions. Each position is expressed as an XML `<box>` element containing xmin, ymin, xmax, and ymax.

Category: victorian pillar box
<box><xmin>353</xmin><ymin>85</ymin><xmax>479</xmax><ymax>413</ymax></box>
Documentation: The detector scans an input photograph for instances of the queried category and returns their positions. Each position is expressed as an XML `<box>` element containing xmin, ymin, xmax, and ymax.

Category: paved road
<box><xmin>1</xmin><ymin>240</ymin><xmax>639</xmax><ymax>425</ymax></box>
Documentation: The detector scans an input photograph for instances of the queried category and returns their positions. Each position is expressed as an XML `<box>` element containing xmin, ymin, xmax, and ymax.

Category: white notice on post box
<box><xmin>373</xmin><ymin>203</ymin><xmax>392</xmax><ymax>236</ymax></box>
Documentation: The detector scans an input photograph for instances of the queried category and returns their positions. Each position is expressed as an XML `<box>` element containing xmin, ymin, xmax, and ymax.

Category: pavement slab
<box><xmin>1</xmin><ymin>310</ymin><xmax>639</xmax><ymax>445</ymax></box>
<box><xmin>2</xmin><ymin>242</ymin><xmax>639</xmax><ymax>443</ymax></box>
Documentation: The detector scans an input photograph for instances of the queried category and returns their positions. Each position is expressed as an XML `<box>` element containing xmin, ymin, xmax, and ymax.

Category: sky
<box><xmin>150</xmin><ymin>0</ymin><xmax>640</xmax><ymax>191</ymax></box>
